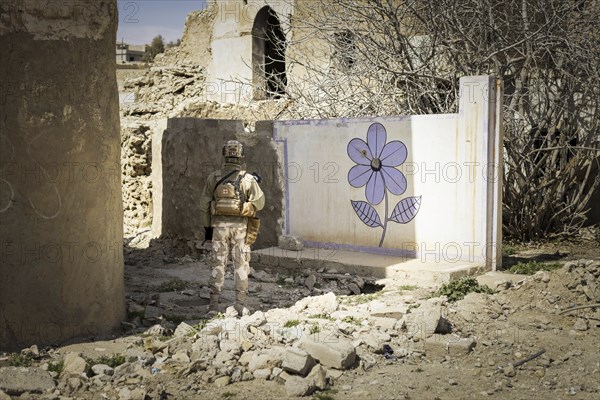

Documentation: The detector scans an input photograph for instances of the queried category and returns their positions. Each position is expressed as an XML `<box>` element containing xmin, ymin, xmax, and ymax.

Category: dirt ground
<box><xmin>1</xmin><ymin>232</ymin><xmax>599</xmax><ymax>400</ymax></box>
<box><xmin>122</xmin><ymin>235</ymin><xmax>599</xmax><ymax>400</ymax></box>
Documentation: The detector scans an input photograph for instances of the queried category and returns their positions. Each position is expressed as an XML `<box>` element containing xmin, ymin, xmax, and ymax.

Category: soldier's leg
<box><xmin>209</xmin><ymin>224</ymin><xmax>229</xmax><ymax>311</ymax></box>
<box><xmin>231</xmin><ymin>222</ymin><xmax>250</xmax><ymax>314</ymax></box>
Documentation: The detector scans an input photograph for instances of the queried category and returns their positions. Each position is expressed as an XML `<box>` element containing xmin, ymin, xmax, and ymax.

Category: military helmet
<box><xmin>222</xmin><ymin>140</ymin><xmax>244</xmax><ymax>158</ymax></box>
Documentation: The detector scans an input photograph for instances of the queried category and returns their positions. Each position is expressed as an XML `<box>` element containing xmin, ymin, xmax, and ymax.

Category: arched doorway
<box><xmin>252</xmin><ymin>6</ymin><xmax>286</xmax><ymax>100</ymax></box>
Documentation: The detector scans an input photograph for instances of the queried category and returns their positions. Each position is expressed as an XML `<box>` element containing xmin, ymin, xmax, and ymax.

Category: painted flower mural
<box><xmin>347</xmin><ymin>123</ymin><xmax>421</xmax><ymax>246</ymax></box>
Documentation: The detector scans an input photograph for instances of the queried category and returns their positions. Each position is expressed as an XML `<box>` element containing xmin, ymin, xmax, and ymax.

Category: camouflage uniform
<box><xmin>199</xmin><ymin>156</ymin><xmax>265</xmax><ymax>314</ymax></box>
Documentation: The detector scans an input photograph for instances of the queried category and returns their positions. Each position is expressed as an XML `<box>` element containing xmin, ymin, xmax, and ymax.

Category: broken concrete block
<box><xmin>253</xmin><ymin>368</ymin><xmax>272</xmax><ymax>380</ymax></box>
<box><xmin>291</xmin><ymin>292</ymin><xmax>338</xmax><ymax>315</ymax></box>
<box><xmin>307</xmin><ymin>364</ymin><xmax>327</xmax><ymax>390</ymax></box>
<box><xmin>213</xmin><ymin>376</ymin><xmax>231</xmax><ymax>387</ymax></box>
<box><xmin>118</xmin><ymin>387</ymin><xmax>147</xmax><ymax>400</ymax></box>
<box><xmin>370</xmin><ymin>305</ymin><xmax>409</xmax><ymax>319</ymax></box>
<box><xmin>284</xmin><ymin>365</ymin><xmax>327</xmax><ymax>397</ymax></box>
<box><xmin>283</xmin><ymin>347</ymin><xmax>317</xmax><ymax>377</ymax></box>
<box><xmin>174</xmin><ymin>322</ymin><xmax>196</xmax><ymax>337</ymax></box>
<box><xmin>325</xmin><ymin>367</ymin><xmax>344</xmax><ymax>380</ymax></box>
<box><xmin>404</xmin><ymin>301</ymin><xmax>451</xmax><ymax>340</ymax></box>
<box><xmin>278</xmin><ymin>235</ymin><xmax>304</xmax><ymax>251</ymax></box>
<box><xmin>285</xmin><ymin>375</ymin><xmax>312</xmax><ymax>397</ymax></box>
<box><xmin>424</xmin><ymin>334</ymin><xmax>476</xmax><ymax>358</ymax></box>
<box><xmin>304</xmin><ymin>275</ymin><xmax>317</xmax><ymax>290</ymax></box>
<box><xmin>248</xmin><ymin>348</ymin><xmax>284</xmax><ymax>372</ymax></box>
<box><xmin>299</xmin><ymin>334</ymin><xmax>356</xmax><ymax>370</ymax></box>
<box><xmin>219</xmin><ymin>339</ymin><xmax>242</xmax><ymax>355</ymax></box>
<box><xmin>347</xmin><ymin>282</ymin><xmax>361</xmax><ymax>295</ymax></box>
<box><xmin>0</xmin><ymin>367</ymin><xmax>56</xmax><ymax>396</ymax></box>
<box><xmin>91</xmin><ymin>364</ymin><xmax>114</xmax><ymax>376</ymax></box>
<box><xmin>172</xmin><ymin>350</ymin><xmax>190</xmax><ymax>363</ymax></box>
<box><xmin>238</xmin><ymin>350</ymin><xmax>255</xmax><ymax>366</ymax></box>
<box><xmin>360</xmin><ymin>331</ymin><xmax>391</xmax><ymax>352</ymax></box>
<box><xmin>370</xmin><ymin>317</ymin><xmax>398</xmax><ymax>331</ymax></box>
<box><xmin>62</xmin><ymin>353</ymin><xmax>89</xmax><ymax>376</ymax></box>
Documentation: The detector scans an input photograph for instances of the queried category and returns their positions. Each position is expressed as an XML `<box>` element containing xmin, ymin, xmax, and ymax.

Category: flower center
<box><xmin>370</xmin><ymin>158</ymin><xmax>382</xmax><ymax>171</ymax></box>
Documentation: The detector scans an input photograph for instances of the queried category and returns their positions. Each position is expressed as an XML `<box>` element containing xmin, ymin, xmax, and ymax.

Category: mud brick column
<box><xmin>0</xmin><ymin>0</ymin><xmax>125</xmax><ymax>350</ymax></box>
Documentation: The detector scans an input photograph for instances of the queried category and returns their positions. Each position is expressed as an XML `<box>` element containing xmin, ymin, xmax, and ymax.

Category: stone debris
<box><xmin>304</xmin><ymin>274</ymin><xmax>317</xmax><ymax>291</ymax></box>
<box><xmin>91</xmin><ymin>364</ymin><xmax>114</xmax><ymax>376</ymax></box>
<box><xmin>0</xmin><ymin>367</ymin><xmax>56</xmax><ymax>396</ymax></box>
<box><xmin>403</xmin><ymin>299</ymin><xmax>452</xmax><ymax>340</ymax></box>
<box><xmin>424</xmin><ymin>335</ymin><xmax>476</xmax><ymax>358</ymax></box>
<box><xmin>279</xmin><ymin>235</ymin><xmax>304</xmax><ymax>251</ymax></box>
<box><xmin>282</xmin><ymin>347</ymin><xmax>317</xmax><ymax>377</ymax></box>
<box><xmin>299</xmin><ymin>334</ymin><xmax>356</xmax><ymax>370</ymax></box>
<box><xmin>174</xmin><ymin>322</ymin><xmax>196</xmax><ymax>338</ymax></box>
<box><xmin>291</xmin><ymin>292</ymin><xmax>338</xmax><ymax>315</ymax></box>
<box><xmin>2</xmin><ymin>258</ymin><xmax>599</xmax><ymax>398</ymax></box>
<box><xmin>62</xmin><ymin>353</ymin><xmax>89</xmax><ymax>376</ymax></box>
<box><xmin>118</xmin><ymin>387</ymin><xmax>147</xmax><ymax>400</ymax></box>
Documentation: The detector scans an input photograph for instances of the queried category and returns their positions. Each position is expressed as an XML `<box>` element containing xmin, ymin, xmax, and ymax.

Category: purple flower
<box><xmin>347</xmin><ymin>123</ymin><xmax>407</xmax><ymax>205</ymax></box>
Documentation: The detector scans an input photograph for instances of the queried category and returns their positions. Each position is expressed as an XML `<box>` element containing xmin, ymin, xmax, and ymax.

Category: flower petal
<box><xmin>381</xmin><ymin>166</ymin><xmax>407</xmax><ymax>195</ymax></box>
<box><xmin>347</xmin><ymin>138</ymin><xmax>372</xmax><ymax>165</ymax></box>
<box><xmin>348</xmin><ymin>164</ymin><xmax>373</xmax><ymax>188</ymax></box>
<box><xmin>367</xmin><ymin>123</ymin><xmax>387</xmax><ymax>158</ymax></box>
<box><xmin>366</xmin><ymin>171</ymin><xmax>385</xmax><ymax>205</ymax></box>
<box><xmin>379</xmin><ymin>140</ymin><xmax>408</xmax><ymax>167</ymax></box>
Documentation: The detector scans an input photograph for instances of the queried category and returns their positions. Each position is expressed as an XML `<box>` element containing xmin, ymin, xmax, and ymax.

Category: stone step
<box><xmin>252</xmin><ymin>247</ymin><xmax>485</xmax><ymax>286</ymax></box>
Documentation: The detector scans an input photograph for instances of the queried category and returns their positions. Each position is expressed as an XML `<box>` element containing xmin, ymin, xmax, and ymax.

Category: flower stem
<box><xmin>379</xmin><ymin>190</ymin><xmax>388</xmax><ymax>247</ymax></box>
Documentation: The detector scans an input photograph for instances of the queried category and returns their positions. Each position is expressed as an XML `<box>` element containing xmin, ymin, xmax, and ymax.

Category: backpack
<box><xmin>211</xmin><ymin>170</ymin><xmax>247</xmax><ymax>216</ymax></box>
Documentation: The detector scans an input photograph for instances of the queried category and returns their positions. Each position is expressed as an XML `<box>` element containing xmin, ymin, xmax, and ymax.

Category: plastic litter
<box><xmin>382</xmin><ymin>344</ymin><xmax>397</xmax><ymax>361</ymax></box>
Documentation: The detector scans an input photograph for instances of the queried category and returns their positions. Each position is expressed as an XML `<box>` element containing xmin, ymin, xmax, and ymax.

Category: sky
<box><xmin>116</xmin><ymin>0</ymin><xmax>207</xmax><ymax>45</ymax></box>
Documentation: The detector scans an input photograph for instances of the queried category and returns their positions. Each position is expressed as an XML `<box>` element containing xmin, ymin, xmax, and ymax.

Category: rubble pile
<box><xmin>120</xmin><ymin>64</ymin><xmax>207</xmax><ymax>120</ymax></box>
<box><xmin>119</xmin><ymin>63</ymin><xmax>288</xmax><ymax>123</ymax></box>
<box><xmin>509</xmin><ymin>259</ymin><xmax>600</xmax><ymax>311</ymax></box>
<box><xmin>0</xmin><ymin>291</ymin><xmax>438</xmax><ymax>399</ymax></box>
<box><xmin>4</xmin><ymin>255</ymin><xmax>599</xmax><ymax>399</ymax></box>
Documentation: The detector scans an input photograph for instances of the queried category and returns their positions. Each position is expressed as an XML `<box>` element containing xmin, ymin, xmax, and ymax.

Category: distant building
<box><xmin>116</xmin><ymin>43</ymin><xmax>146</xmax><ymax>63</ymax></box>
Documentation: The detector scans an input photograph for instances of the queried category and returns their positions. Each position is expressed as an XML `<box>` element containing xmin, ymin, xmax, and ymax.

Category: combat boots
<box><xmin>234</xmin><ymin>291</ymin><xmax>250</xmax><ymax>316</ymax></box>
<box><xmin>208</xmin><ymin>294</ymin><xmax>220</xmax><ymax>314</ymax></box>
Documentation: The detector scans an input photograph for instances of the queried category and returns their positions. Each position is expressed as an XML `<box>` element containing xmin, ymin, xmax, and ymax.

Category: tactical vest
<box><xmin>211</xmin><ymin>170</ymin><xmax>246</xmax><ymax>216</ymax></box>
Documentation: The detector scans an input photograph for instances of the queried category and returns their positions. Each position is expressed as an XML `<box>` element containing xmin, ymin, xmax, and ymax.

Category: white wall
<box><xmin>206</xmin><ymin>0</ymin><xmax>293</xmax><ymax>103</ymax></box>
<box><xmin>274</xmin><ymin>76</ymin><xmax>503</xmax><ymax>269</ymax></box>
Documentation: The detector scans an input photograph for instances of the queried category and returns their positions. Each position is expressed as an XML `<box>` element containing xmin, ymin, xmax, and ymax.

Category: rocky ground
<box><xmin>1</xmin><ymin>234</ymin><xmax>599</xmax><ymax>400</ymax></box>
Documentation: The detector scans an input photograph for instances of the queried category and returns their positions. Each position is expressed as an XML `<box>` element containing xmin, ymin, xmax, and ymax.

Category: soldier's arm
<box><xmin>245</xmin><ymin>175</ymin><xmax>265</xmax><ymax>212</ymax></box>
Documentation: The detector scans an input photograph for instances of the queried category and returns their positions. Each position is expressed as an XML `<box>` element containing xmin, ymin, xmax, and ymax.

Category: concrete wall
<box><xmin>152</xmin><ymin>118</ymin><xmax>283</xmax><ymax>249</ymax></box>
<box><xmin>0</xmin><ymin>0</ymin><xmax>125</xmax><ymax>350</ymax></box>
<box><xmin>274</xmin><ymin>76</ymin><xmax>503</xmax><ymax>269</ymax></box>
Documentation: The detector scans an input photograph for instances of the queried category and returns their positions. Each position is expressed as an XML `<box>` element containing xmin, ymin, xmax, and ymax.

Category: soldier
<box><xmin>199</xmin><ymin>140</ymin><xmax>265</xmax><ymax>316</ymax></box>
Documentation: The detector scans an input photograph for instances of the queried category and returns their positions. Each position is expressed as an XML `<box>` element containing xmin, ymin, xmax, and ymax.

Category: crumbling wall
<box><xmin>155</xmin><ymin>6</ymin><xmax>217</xmax><ymax>68</ymax></box>
<box><xmin>121</xmin><ymin>123</ymin><xmax>152</xmax><ymax>234</ymax></box>
<box><xmin>0</xmin><ymin>0</ymin><xmax>125</xmax><ymax>350</ymax></box>
<box><xmin>151</xmin><ymin>118</ymin><xmax>283</xmax><ymax>250</ymax></box>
